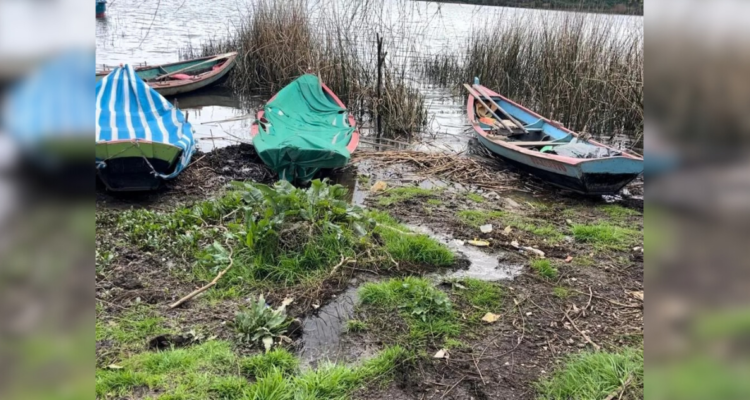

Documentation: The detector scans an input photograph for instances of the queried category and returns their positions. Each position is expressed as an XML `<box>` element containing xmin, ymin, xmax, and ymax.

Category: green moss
<box><xmin>456</xmin><ymin>210</ymin><xmax>506</xmax><ymax>227</ymax></box>
<box><xmin>376</xmin><ymin>187</ymin><xmax>439</xmax><ymax>206</ymax></box>
<box><xmin>466</xmin><ymin>193</ymin><xmax>485</xmax><ymax>203</ymax></box>
<box><xmin>536</xmin><ymin>348</ymin><xmax>643</xmax><ymax>400</ymax></box>
<box><xmin>515</xmin><ymin>220</ymin><xmax>564</xmax><ymax>242</ymax></box>
<box><xmin>572</xmin><ymin>223</ymin><xmax>640</xmax><ymax>251</ymax></box>
<box><xmin>346</xmin><ymin>320</ymin><xmax>368</xmax><ymax>333</ymax></box>
<box><xmin>531</xmin><ymin>259</ymin><xmax>558</xmax><ymax>280</ymax></box>
<box><xmin>600</xmin><ymin>204</ymin><xmax>640</xmax><ymax>220</ymax></box>
<box><xmin>553</xmin><ymin>286</ymin><xmax>571</xmax><ymax>299</ymax></box>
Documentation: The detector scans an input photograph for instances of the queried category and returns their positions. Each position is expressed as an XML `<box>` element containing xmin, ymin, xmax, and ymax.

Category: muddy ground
<box><xmin>95</xmin><ymin>144</ymin><xmax>643</xmax><ymax>399</ymax></box>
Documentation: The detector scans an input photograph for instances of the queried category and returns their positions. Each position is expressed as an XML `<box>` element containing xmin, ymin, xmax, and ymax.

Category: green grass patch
<box><xmin>553</xmin><ymin>286</ymin><xmax>571</xmax><ymax>299</ymax></box>
<box><xmin>536</xmin><ymin>348</ymin><xmax>643</xmax><ymax>400</ymax></box>
<box><xmin>241</xmin><ymin>348</ymin><xmax>299</xmax><ymax>378</ymax></box>
<box><xmin>96</xmin><ymin>305</ymin><xmax>172</xmax><ymax>350</ymax></box>
<box><xmin>427</xmin><ymin>198</ymin><xmax>443</xmax><ymax>206</ymax></box>
<box><xmin>465</xmin><ymin>193</ymin><xmax>485</xmax><ymax>203</ymax></box>
<box><xmin>600</xmin><ymin>204</ymin><xmax>640</xmax><ymax>220</ymax></box>
<box><xmin>369</xmin><ymin>211</ymin><xmax>454</xmax><ymax>267</ymax></box>
<box><xmin>572</xmin><ymin>223</ymin><xmax>640</xmax><ymax>251</ymax></box>
<box><xmin>452</xmin><ymin>279</ymin><xmax>503</xmax><ymax>311</ymax></box>
<box><xmin>359</xmin><ymin>277</ymin><xmax>460</xmax><ymax>346</ymax></box>
<box><xmin>97</xmin><ymin>340</ymin><xmax>409</xmax><ymax>400</ymax></box>
<box><xmin>531</xmin><ymin>259</ymin><xmax>558</xmax><ymax>280</ymax></box>
<box><xmin>376</xmin><ymin>187</ymin><xmax>439</xmax><ymax>206</ymax></box>
<box><xmin>456</xmin><ymin>210</ymin><xmax>505</xmax><ymax>227</ymax></box>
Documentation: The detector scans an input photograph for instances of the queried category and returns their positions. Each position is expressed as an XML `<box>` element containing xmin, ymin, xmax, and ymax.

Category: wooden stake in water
<box><xmin>376</xmin><ymin>34</ymin><xmax>385</xmax><ymax>139</ymax></box>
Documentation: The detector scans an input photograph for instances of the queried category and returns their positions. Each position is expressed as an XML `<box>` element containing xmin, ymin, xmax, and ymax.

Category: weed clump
<box><xmin>234</xmin><ymin>295</ymin><xmax>292</xmax><ymax>351</ymax></box>
<box><xmin>109</xmin><ymin>180</ymin><xmax>453</xmax><ymax>304</ymax></box>
<box><xmin>531</xmin><ymin>259</ymin><xmax>559</xmax><ymax>280</ymax></box>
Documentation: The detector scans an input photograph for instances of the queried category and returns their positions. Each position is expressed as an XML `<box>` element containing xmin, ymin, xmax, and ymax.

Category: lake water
<box><xmin>95</xmin><ymin>0</ymin><xmax>642</xmax><ymax>152</ymax></box>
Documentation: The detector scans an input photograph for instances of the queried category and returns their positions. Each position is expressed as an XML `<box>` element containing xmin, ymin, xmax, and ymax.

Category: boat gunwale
<box><xmin>95</xmin><ymin>52</ymin><xmax>237</xmax><ymax>77</ymax></box>
<box><xmin>467</xmin><ymin>85</ymin><xmax>642</xmax><ymax>167</ymax></box>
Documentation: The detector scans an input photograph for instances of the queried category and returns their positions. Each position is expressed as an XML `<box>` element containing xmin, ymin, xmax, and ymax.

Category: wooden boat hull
<box><xmin>475</xmin><ymin>134</ymin><xmax>641</xmax><ymax>194</ymax></box>
<box><xmin>95</xmin><ymin>52</ymin><xmax>237</xmax><ymax>97</ymax></box>
<box><xmin>250</xmin><ymin>78</ymin><xmax>360</xmax><ymax>183</ymax></box>
<box><xmin>96</xmin><ymin>140</ymin><xmax>181</xmax><ymax>191</ymax></box>
<box><xmin>467</xmin><ymin>85</ymin><xmax>643</xmax><ymax>195</ymax></box>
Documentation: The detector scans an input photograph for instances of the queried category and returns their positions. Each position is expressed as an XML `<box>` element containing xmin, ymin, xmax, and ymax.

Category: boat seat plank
<box><xmin>510</xmin><ymin>141</ymin><xmax>569</xmax><ymax>147</ymax></box>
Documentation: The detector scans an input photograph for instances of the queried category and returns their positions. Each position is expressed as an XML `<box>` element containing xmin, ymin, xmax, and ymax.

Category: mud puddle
<box><xmin>409</xmin><ymin>225</ymin><xmax>524</xmax><ymax>281</ymax></box>
<box><xmin>298</xmin><ymin>286</ymin><xmax>376</xmax><ymax>369</ymax></box>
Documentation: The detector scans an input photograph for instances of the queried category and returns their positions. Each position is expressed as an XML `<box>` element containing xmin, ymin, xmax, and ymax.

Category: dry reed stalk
<box><xmin>354</xmin><ymin>150</ymin><xmax>512</xmax><ymax>191</ymax></box>
<box><xmin>419</xmin><ymin>13</ymin><xmax>643</xmax><ymax>139</ymax></box>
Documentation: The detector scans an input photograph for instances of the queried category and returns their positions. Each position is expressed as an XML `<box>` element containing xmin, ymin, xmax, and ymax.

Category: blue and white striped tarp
<box><xmin>95</xmin><ymin>64</ymin><xmax>195</xmax><ymax>179</ymax></box>
<box><xmin>3</xmin><ymin>50</ymin><xmax>93</xmax><ymax>149</ymax></box>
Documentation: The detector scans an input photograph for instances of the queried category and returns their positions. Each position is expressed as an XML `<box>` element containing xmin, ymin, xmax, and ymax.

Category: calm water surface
<box><xmin>95</xmin><ymin>0</ymin><xmax>642</xmax><ymax>152</ymax></box>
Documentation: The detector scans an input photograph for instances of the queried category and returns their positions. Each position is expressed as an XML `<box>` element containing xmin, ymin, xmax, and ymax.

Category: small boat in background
<box><xmin>96</xmin><ymin>0</ymin><xmax>106</xmax><ymax>18</ymax></box>
<box><xmin>250</xmin><ymin>74</ymin><xmax>360</xmax><ymax>183</ymax></box>
<box><xmin>96</xmin><ymin>64</ymin><xmax>196</xmax><ymax>191</ymax></box>
<box><xmin>95</xmin><ymin>52</ymin><xmax>237</xmax><ymax>97</ymax></box>
<box><xmin>465</xmin><ymin>79</ymin><xmax>643</xmax><ymax>195</ymax></box>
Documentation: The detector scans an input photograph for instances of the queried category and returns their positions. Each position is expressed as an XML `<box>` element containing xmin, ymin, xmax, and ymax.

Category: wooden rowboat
<box><xmin>466</xmin><ymin>81</ymin><xmax>643</xmax><ymax>195</ymax></box>
<box><xmin>250</xmin><ymin>74</ymin><xmax>360</xmax><ymax>183</ymax></box>
<box><xmin>95</xmin><ymin>52</ymin><xmax>237</xmax><ymax>97</ymax></box>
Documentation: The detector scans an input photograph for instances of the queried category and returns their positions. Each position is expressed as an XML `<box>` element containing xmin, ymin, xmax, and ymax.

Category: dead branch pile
<box><xmin>353</xmin><ymin>151</ymin><xmax>512</xmax><ymax>191</ymax></box>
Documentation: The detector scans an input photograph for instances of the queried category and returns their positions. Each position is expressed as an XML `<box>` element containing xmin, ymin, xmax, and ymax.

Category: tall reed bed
<box><xmin>420</xmin><ymin>13</ymin><xmax>643</xmax><ymax>137</ymax></box>
<box><xmin>181</xmin><ymin>0</ymin><xmax>427</xmax><ymax>140</ymax></box>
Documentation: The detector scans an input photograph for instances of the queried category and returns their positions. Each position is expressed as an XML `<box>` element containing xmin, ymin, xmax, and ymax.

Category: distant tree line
<box><xmin>424</xmin><ymin>0</ymin><xmax>643</xmax><ymax>15</ymax></box>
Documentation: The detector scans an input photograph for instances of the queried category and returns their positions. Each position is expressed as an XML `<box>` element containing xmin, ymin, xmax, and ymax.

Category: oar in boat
<box><xmin>472</xmin><ymin>84</ymin><xmax>529</xmax><ymax>134</ymax></box>
<box><xmin>149</xmin><ymin>52</ymin><xmax>236</xmax><ymax>82</ymax></box>
<box><xmin>463</xmin><ymin>83</ymin><xmax>514</xmax><ymax>133</ymax></box>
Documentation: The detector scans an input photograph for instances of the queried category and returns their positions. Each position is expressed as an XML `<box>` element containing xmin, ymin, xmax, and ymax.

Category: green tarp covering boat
<box><xmin>251</xmin><ymin>74</ymin><xmax>360</xmax><ymax>183</ymax></box>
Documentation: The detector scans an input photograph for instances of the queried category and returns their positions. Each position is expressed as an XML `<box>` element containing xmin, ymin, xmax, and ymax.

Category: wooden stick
<box><xmin>463</xmin><ymin>84</ymin><xmax>513</xmax><ymax>132</ymax></box>
<box><xmin>473</xmin><ymin>84</ymin><xmax>529</xmax><ymax>133</ymax></box>
<box><xmin>169</xmin><ymin>247</ymin><xmax>234</xmax><ymax>309</ymax></box>
<box><xmin>564</xmin><ymin>309</ymin><xmax>601</xmax><ymax>350</ymax></box>
<box><xmin>151</xmin><ymin>52</ymin><xmax>235</xmax><ymax>82</ymax></box>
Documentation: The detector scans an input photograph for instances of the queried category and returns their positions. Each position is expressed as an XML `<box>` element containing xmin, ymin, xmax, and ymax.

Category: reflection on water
<box><xmin>172</xmin><ymin>87</ymin><xmax>263</xmax><ymax>152</ymax></box>
<box><xmin>410</xmin><ymin>225</ymin><xmax>524</xmax><ymax>281</ymax></box>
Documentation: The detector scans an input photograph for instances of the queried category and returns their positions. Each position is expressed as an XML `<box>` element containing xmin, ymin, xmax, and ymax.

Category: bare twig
<box><xmin>564</xmin><ymin>308</ymin><xmax>601</xmax><ymax>351</ymax></box>
<box><xmin>169</xmin><ymin>245</ymin><xmax>234</xmax><ymax>309</ymax></box>
<box><xmin>604</xmin><ymin>374</ymin><xmax>634</xmax><ymax>400</ymax></box>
